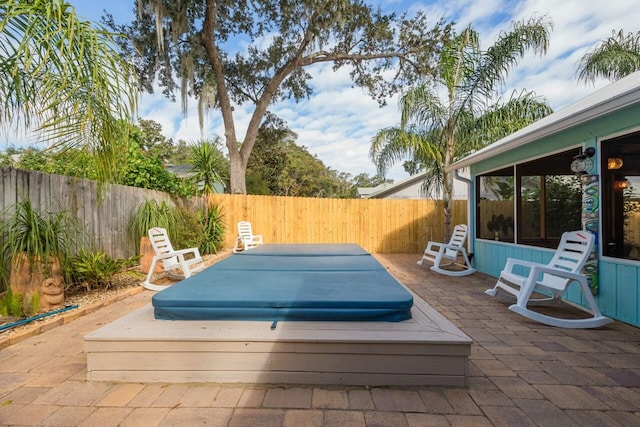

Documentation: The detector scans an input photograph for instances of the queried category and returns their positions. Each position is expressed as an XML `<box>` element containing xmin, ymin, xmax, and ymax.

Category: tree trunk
<box><xmin>442</xmin><ymin>170</ymin><xmax>453</xmax><ymax>243</ymax></box>
<box><xmin>229</xmin><ymin>154</ymin><xmax>248</xmax><ymax>194</ymax></box>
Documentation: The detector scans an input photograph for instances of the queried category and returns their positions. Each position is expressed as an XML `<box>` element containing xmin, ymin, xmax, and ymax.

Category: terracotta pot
<box><xmin>139</xmin><ymin>236</ymin><xmax>164</xmax><ymax>275</ymax></box>
<box><xmin>9</xmin><ymin>253</ymin><xmax>64</xmax><ymax>313</ymax></box>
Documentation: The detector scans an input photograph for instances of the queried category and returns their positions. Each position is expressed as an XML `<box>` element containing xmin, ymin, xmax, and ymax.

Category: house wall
<box><xmin>468</xmin><ymin>103</ymin><xmax>640</xmax><ymax>328</ymax></box>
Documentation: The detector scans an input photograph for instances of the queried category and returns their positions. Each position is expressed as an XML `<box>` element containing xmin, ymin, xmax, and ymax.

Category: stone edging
<box><xmin>0</xmin><ymin>286</ymin><xmax>146</xmax><ymax>350</ymax></box>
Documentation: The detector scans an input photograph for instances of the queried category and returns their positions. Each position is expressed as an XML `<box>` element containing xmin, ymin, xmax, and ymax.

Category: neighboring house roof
<box><xmin>446</xmin><ymin>70</ymin><xmax>640</xmax><ymax>172</ymax></box>
<box><xmin>165</xmin><ymin>163</ymin><xmax>225</xmax><ymax>193</ymax></box>
<box><xmin>360</xmin><ymin>172</ymin><xmax>427</xmax><ymax>199</ymax></box>
<box><xmin>359</xmin><ymin>171</ymin><xmax>469</xmax><ymax>199</ymax></box>
<box><xmin>165</xmin><ymin>163</ymin><xmax>195</xmax><ymax>178</ymax></box>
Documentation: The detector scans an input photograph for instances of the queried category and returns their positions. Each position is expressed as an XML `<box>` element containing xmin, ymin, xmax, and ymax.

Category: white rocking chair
<box><xmin>233</xmin><ymin>221</ymin><xmax>264</xmax><ymax>253</ymax></box>
<box><xmin>417</xmin><ymin>224</ymin><xmax>475</xmax><ymax>276</ymax></box>
<box><xmin>485</xmin><ymin>230</ymin><xmax>612</xmax><ymax>329</ymax></box>
<box><xmin>141</xmin><ymin>227</ymin><xmax>205</xmax><ymax>291</ymax></box>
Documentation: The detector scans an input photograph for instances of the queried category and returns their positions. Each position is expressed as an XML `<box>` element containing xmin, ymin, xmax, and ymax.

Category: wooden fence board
<box><xmin>207</xmin><ymin>194</ymin><xmax>467</xmax><ymax>254</ymax></box>
<box><xmin>1</xmin><ymin>167</ymin><xmax>469</xmax><ymax>261</ymax></box>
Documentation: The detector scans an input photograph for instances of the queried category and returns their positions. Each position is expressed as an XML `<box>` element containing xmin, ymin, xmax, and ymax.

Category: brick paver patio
<box><xmin>1</xmin><ymin>253</ymin><xmax>639</xmax><ymax>426</ymax></box>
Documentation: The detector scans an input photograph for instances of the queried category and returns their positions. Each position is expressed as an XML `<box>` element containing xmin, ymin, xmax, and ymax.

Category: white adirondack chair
<box><xmin>233</xmin><ymin>221</ymin><xmax>264</xmax><ymax>253</ymax></box>
<box><xmin>417</xmin><ymin>224</ymin><xmax>475</xmax><ymax>276</ymax></box>
<box><xmin>141</xmin><ymin>227</ymin><xmax>205</xmax><ymax>291</ymax></box>
<box><xmin>485</xmin><ymin>230</ymin><xmax>612</xmax><ymax>329</ymax></box>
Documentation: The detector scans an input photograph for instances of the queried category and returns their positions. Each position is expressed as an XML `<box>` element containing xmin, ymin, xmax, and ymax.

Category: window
<box><xmin>476</xmin><ymin>148</ymin><xmax>582</xmax><ymax>248</ymax></box>
<box><xmin>476</xmin><ymin>167</ymin><xmax>514</xmax><ymax>242</ymax></box>
<box><xmin>602</xmin><ymin>132</ymin><xmax>640</xmax><ymax>261</ymax></box>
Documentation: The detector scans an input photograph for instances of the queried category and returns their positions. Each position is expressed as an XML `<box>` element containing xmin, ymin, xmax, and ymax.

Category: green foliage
<box><xmin>173</xmin><ymin>207</ymin><xmax>204</xmax><ymax>250</ymax></box>
<box><xmin>189</xmin><ymin>139</ymin><xmax>229</xmax><ymax>195</ymax></box>
<box><xmin>200</xmin><ymin>205</ymin><xmax>225</xmax><ymax>255</ymax></box>
<box><xmin>247</xmin><ymin>122</ymin><xmax>360</xmax><ymax>198</ymax></box>
<box><xmin>119</xmin><ymin>129</ymin><xmax>193</xmax><ymax>196</ymax></box>
<box><xmin>0</xmin><ymin>288</ymin><xmax>23</xmax><ymax>317</ymax></box>
<box><xmin>577</xmin><ymin>29</ymin><xmax>640</xmax><ymax>84</ymax></box>
<box><xmin>0</xmin><ymin>0</ymin><xmax>137</xmax><ymax>184</ymax></box>
<box><xmin>3</xmin><ymin>120</ymin><xmax>197</xmax><ymax>197</ymax></box>
<box><xmin>0</xmin><ymin>200</ymin><xmax>81</xmax><ymax>285</ymax></box>
<box><xmin>128</xmin><ymin>200</ymin><xmax>181</xmax><ymax>249</ymax></box>
<box><xmin>67</xmin><ymin>250</ymin><xmax>139</xmax><ymax>292</ymax></box>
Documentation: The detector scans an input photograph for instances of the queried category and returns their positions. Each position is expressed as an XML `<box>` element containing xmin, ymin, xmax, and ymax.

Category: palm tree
<box><xmin>189</xmin><ymin>139</ymin><xmax>229</xmax><ymax>195</ymax></box>
<box><xmin>0</xmin><ymin>0</ymin><xmax>137</xmax><ymax>183</ymax></box>
<box><xmin>577</xmin><ymin>30</ymin><xmax>640</xmax><ymax>84</ymax></box>
<box><xmin>370</xmin><ymin>17</ymin><xmax>553</xmax><ymax>240</ymax></box>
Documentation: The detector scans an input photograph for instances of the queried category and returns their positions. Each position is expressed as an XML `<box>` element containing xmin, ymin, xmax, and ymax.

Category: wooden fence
<box><xmin>208</xmin><ymin>194</ymin><xmax>468</xmax><ymax>253</ymax></box>
<box><xmin>1</xmin><ymin>167</ymin><xmax>468</xmax><ymax>258</ymax></box>
<box><xmin>0</xmin><ymin>167</ymin><xmax>201</xmax><ymax>259</ymax></box>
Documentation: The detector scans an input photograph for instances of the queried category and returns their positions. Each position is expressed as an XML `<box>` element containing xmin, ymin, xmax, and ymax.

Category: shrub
<box><xmin>174</xmin><ymin>206</ymin><xmax>204</xmax><ymax>250</ymax></box>
<box><xmin>67</xmin><ymin>250</ymin><xmax>139</xmax><ymax>292</ymax></box>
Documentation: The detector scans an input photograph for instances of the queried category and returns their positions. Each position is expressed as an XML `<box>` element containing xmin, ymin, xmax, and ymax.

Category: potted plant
<box><xmin>487</xmin><ymin>214</ymin><xmax>502</xmax><ymax>240</ymax></box>
<box><xmin>0</xmin><ymin>199</ymin><xmax>79</xmax><ymax>314</ymax></box>
<box><xmin>128</xmin><ymin>200</ymin><xmax>180</xmax><ymax>274</ymax></box>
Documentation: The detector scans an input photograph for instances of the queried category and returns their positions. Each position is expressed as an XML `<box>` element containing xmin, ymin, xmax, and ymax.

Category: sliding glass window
<box><xmin>476</xmin><ymin>148</ymin><xmax>582</xmax><ymax>248</ymax></box>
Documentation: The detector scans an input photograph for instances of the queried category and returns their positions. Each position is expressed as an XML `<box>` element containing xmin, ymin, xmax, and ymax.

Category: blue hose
<box><xmin>0</xmin><ymin>304</ymin><xmax>79</xmax><ymax>332</ymax></box>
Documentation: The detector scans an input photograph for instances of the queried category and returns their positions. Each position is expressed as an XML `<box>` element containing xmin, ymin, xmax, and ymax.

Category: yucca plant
<box><xmin>200</xmin><ymin>204</ymin><xmax>225</xmax><ymax>254</ymax></box>
<box><xmin>127</xmin><ymin>199</ymin><xmax>180</xmax><ymax>248</ymax></box>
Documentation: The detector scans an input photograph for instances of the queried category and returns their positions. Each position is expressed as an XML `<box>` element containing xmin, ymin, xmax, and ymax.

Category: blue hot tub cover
<box><xmin>152</xmin><ymin>244</ymin><xmax>412</xmax><ymax>322</ymax></box>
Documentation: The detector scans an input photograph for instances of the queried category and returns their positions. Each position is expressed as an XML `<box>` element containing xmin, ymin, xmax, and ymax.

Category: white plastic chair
<box><xmin>417</xmin><ymin>224</ymin><xmax>475</xmax><ymax>276</ymax></box>
<box><xmin>233</xmin><ymin>221</ymin><xmax>264</xmax><ymax>253</ymax></box>
<box><xmin>141</xmin><ymin>227</ymin><xmax>205</xmax><ymax>291</ymax></box>
<box><xmin>485</xmin><ymin>230</ymin><xmax>612</xmax><ymax>329</ymax></box>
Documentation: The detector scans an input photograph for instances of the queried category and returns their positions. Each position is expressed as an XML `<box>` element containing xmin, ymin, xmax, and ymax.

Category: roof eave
<box><xmin>445</xmin><ymin>75</ymin><xmax>640</xmax><ymax>173</ymax></box>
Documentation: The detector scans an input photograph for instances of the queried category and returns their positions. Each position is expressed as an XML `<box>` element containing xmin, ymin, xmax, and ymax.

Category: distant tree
<box><xmin>577</xmin><ymin>30</ymin><xmax>640</xmax><ymax>84</ymax></box>
<box><xmin>247</xmin><ymin>118</ymin><xmax>294</xmax><ymax>195</ymax></box>
<box><xmin>0</xmin><ymin>0</ymin><xmax>137</xmax><ymax>183</ymax></box>
<box><xmin>137</xmin><ymin>119</ymin><xmax>174</xmax><ymax>159</ymax></box>
<box><xmin>107</xmin><ymin>0</ymin><xmax>451</xmax><ymax>194</ymax></box>
<box><xmin>370</xmin><ymin>17</ymin><xmax>553</xmax><ymax>239</ymax></box>
<box><xmin>119</xmin><ymin>127</ymin><xmax>194</xmax><ymax>196</ymax></box>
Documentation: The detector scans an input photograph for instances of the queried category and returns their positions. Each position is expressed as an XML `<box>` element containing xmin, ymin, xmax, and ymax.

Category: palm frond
<box><xmin>0</xmin><ymin>0</ymin><xmax>138</xmax><ymax>183</ymax></box>
<box><xmin>466</xmin><ymin>15</ymin><xmax>552</xmax><ymax>104</ymax></box>
<box><xmin>577</xmin><ymin>29</ymin><xmax>640</xmax><ymax>84</ymax></box>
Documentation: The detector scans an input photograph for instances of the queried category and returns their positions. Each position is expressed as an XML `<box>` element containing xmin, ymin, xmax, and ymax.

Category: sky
<box><xmin>4</xmin><ymin>0</ymin><xmax>639</xmax><ymax>181</ymax></box>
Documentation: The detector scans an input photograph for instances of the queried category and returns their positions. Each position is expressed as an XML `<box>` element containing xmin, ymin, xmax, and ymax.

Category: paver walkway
<box><xmin>1</xmin><ymin>254</ymin><xmax>639</xmax><ymax>426</ymax></box>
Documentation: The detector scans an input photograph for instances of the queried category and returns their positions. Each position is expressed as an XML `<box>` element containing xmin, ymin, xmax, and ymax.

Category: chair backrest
<box><xmin>148</xmin><ymin>228</ymin><xmax>179</xmax><ymax>268</ymax></box>
<box><xmin>542</xmin><ymin>230</ymin><xmax>594</xmax><ymax>288</ymax></box>
<box><xmin>237</xmin><ymin>221</ymin><xmax>255</xmax><ymax>239</ymax></box>
<box><xmin>444</xmin><ymin>224</ymin><xmax>468</xmax><ymax>258</ymax></box>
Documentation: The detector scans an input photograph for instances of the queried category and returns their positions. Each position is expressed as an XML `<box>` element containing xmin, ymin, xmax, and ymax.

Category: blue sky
<box><xmin>5</xmin><ymin>0</ymin><xmax>638</xmax><ymax>181</ymax></box>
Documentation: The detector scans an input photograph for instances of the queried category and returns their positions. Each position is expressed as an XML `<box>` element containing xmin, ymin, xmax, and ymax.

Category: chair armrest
<box><xmin>529</xmin><ymin>265</ymin><xmax>586</xmax><ymax>283</ymax></box>
<box><xmin>427</xmin><ymin>241</ymin><xmax>463</xmax><ymax>253</ymax></box>
<box><xmin>426</xmin><ymin>241</ymin><xmax>443</xmax><ymax>252</ymax></box>
<box><xmin>437</xmin><ymin>243</ymin><xmax>465</xmax><ymax>252</ymax></box>
<box><xmin>174</xmin><ymin>247</ymin><xmax>202</xmax><ymax>259</ymax></box>
<box><xmin>503</xmin><ymin>258</ymin><xmax>544</xmax><ymax>272</ymax></box>
<box><xmin>155</xmin><ymin>247</ymin><xmax>201</xmax><ymax>261</ymax></box>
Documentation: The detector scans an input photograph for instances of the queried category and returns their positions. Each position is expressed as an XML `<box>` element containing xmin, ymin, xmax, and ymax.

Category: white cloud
<box><xmin>7</xmin><ymin>1</ymin><xmax>638</xmax><ymax>183</ymax></box>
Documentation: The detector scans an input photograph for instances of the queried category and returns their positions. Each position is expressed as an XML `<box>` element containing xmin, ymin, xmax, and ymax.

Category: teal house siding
<box><xmin>450</xmin><ymin>72</ymin><xmax>640</xmax><ymax>328</ymax></box>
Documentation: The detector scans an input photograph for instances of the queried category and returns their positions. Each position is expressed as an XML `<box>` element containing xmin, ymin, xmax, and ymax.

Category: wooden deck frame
<box><xmin>84</xmin><ymin>290</ymin><xmax>472</xmax><ymax>387</ymax></box>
